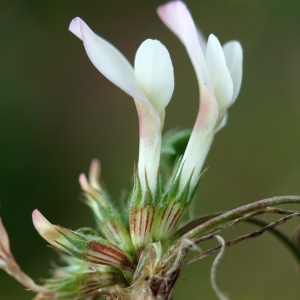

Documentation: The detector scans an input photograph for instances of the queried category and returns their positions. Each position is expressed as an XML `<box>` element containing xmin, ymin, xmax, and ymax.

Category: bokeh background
<box><xmin>1</xmin><ymin>0</ymin><xmax>300</xmax><ymax>299</ymax></box>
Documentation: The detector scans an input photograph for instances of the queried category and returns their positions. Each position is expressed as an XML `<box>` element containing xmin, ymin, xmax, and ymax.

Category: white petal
<box><xmin>157</xmin><ymin>1</ymin><xmax>218</xmax><ymax>137</ymax></box>
<box><xmin>133</xmin><ymin>40</ymin><xmax>173</xmax><ymax>194</ymax></box>
<box><xmin>69</xmin><ymin>17</ymin><xmax>149</xmax><ymax>105</ymax></box>
<box><xmin>134</xmin><ymin>100</ymin><xmax>161</xmax><ymax>196</ymax></box>
<box><xmin>222</xmin><ymin>41</ymin><xmax>243</xmax><ymax>103</ymax></box>
<box><xmin>215</xmin><ymin>113</ymin><xmax>228</xmax><ymax>133</ymax></box>
<box><xmin>69</xmin><ymin>18</ymin><xmax>162</xmax><ymax>196</ymax></box>
<box><xmin>196</xmin><ymin>26</ymin><xmax>207</xmax><ymax>54</ymax></box>
<box><xmin>205</xmin><ymin>34</ymin><xmax>234</xmax><ymax>116</ymax></box>
<box><xmin>181</xmin><ymin>130</ymin><xmax>214</xmax><ymax>189</ymax></box>
<box><xmin>134</xmin><ymin>39</ymin><xmax>174</xmax><ymax>114</ymax></box>
<box><xmin>158</xmin><ymin>1</ymin><xmax>219</xmax><ymax>190</ymax></box>
<box><xmin>157</xmin><ymin>1</ymin><xmax>214</xmax><ymax>96</ymax></box>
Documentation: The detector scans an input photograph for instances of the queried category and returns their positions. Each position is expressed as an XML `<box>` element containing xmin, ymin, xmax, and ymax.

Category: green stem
<box><xmin>178</xmin><ymin>196</ymin><xmax>300</xmax><ymax>242</ymax></box>
<box><xmin>183</xmin><ymin>212</ymin><xmax>300</xmax><ymax>266</ymax></box>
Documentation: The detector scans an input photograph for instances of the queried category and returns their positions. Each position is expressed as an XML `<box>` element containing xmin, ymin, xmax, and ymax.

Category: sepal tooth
<box><xmin>80</xmin><ymin>160</ymin><xmax>134</xmax><ymax>254</ymax></box>
<box><xmin>152</xmin><ymin>167</ymin><xmax>199</xmax><ymax>241</ymax></box>
<box><xmin>153</xmin><ymin>201</ymin><xmax>185</xmax><ymax>241</ymax></box>
<box><xmin>129</xmin><ymin>169</ymin><xmax>155</xmax><ymax>250</ymax></box>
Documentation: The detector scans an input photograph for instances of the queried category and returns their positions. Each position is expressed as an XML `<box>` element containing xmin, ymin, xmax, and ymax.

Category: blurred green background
<box><xmin>1</xmin><ymin>0</ymin><xmax>300</xmax><ymax>299</ymax></box>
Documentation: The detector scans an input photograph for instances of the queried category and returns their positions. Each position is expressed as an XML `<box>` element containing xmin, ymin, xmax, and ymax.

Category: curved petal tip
<box><xmin>32</xmin><ymin>209</ymin><xmax>50</xmax><ymax>233</ymax></box>
<box><xmin>157</xmin><ymin>0</ymin><xmax>187</xmax><ymax>16</ymax></box>
<box><xmin>79</xmin><ymin>173</ymin><xmax>90</xmax><ymax>191</ymax></box>
<box><xmin>32</xmin><ymin>209</ymin><xmax>64</xmax><ymax>249</ymax></box>
<box><xmin>89</xmin><ymin>158</ymin><xmax>101</xmax><ymax>190</ymax></box>
<box><xmin>69</xmin><ymin>17</ymin><xmax>83</xmax><ymax>40</ymax></box>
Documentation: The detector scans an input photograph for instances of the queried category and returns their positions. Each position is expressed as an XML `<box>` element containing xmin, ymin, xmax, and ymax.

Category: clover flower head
<box><xmin>0</xmin><ymin>2</ymin><xmax>252</xmax><ymax>300</ymax></box>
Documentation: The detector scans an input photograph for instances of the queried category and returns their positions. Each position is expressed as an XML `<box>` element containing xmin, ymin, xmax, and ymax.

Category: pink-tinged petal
<box><xmin>157</xmin><ymin>1</ymin><xmax>214</xmax><ymax>96</ymax></box>
<box><xmin>69</xmin><ymin>17</ymin><xmax>82</xmax><ymax>39</ymax></box>
<box><xmin>205</xmin><ymin>34</ymin><xmax>233</xmax><ymax>117</ymax></box>
<box><xmin>158</xmin><ymin>1</ymin><xmax>218</xmax><ymax>190</ymax></box>
<box><xmin>69</xmin><ymin>18</ymin><xmax>163</xmax><ymax>196</ymax></box>
<box><xmin>79</xmin><ymin>173</ymin><xmax>109</xmax><ymax>208</ymax></box>
<box><xmin>134</xmin><ymin>39</ymin><xmax>174</xmax><ymax>115</ymax></box>
<box><xmin>0</xmin><ymin>217</ymin><xmax>49</xmax><ymax>293</ymax></box>
<box><xmin>69</xmin><ymin>17</ymin><xmax>149</xmax><ymax>106</ymax></box>
<box><xmin>79</xmin><ymin>173</ymin><xmax>96</xmax><ymax>196</ymax></box>
<box><xmin>32</xmin><ymin>210</ymin><xmax>68</xmax><ymax>252</ymax></box>
<box><xmin>180</xmin><ymin>88</ymin><xmax>217</xmax><ymax>189</ymax></box>
<box><xmin>88</xmin><ymin>158</ymin><xmax>101</xmax><ymax>190</ymax></box>
<box><xmin>0</xmin><ymin>218</ymin><xmax>10</xmax><ymax>254</ymax></box>
<box><xmin>222</xmin><ymin>40</ymin><xmax>243</xmax><ymax>103</ymax></box>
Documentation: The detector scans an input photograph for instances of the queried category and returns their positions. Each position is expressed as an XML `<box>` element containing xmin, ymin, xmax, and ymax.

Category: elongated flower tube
<box><xmin>69</xmin><ymin>18</ymin><xmax>174</xmax><ymax>249</ymax></box>
<box><xmin>158</xmin><ymin>0</ymin><xmax>243</xmax><ymax>192</ymax></box>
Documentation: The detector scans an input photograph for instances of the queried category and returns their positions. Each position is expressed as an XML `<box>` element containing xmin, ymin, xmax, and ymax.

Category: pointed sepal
<box><xmin>80</xmin><ymin>160</ymin><xmax>134</xmax><ymax>254</ymax></box>
<box><xmin>129</xmin><ymin>168</ymin><xmax>155</xmax><ymax>251</ymax></box>
<box><xmin>32</xmin><ymin>210</ymin><xmax>136</xmax><ymax>275</ymax></box>
<box><xmin>152</xmin><ymin>166</ymin><xmax>201</xmax><ymax>241</ymax></box>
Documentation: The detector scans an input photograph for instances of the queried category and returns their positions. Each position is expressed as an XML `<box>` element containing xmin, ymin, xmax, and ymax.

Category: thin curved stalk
<box><xmin>184</xmin><ymin>212</ymin><xmax>300</xmax><ymax>265</ymax></box>
<box><xmin>171</xmin><ymin>207</ymin><xmax>297</xmax><ymax>242</ymax></box>
<box><xmin>180</xmin><ymin>196</ymin><xmax>300</xmax><ymax>241</ymax></box>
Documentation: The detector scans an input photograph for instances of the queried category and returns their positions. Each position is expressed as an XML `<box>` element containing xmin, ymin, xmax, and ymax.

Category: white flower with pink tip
<box><xmin>69</xmin><ymin>18</ymin><xmax>174</xmax><ymax>198</ymax></box>
<box><xmin>158</xmin><ymin>0</ymin><xmax>243</xmax><ymax>191</ymax></box>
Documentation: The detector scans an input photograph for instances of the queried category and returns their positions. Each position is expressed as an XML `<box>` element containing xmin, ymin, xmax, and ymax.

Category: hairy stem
<box><xmin>172</xmin><ymin>207</ymin><xmax>296</xmax><ymax>241</ymax></box>
<box><xmin>184</xmin><ymin>212</ymin><xmax>300</xmax><ymax>265</ymax></box>
<box><xmin>180</xmin><ymin>196</ymin><xmax>300</xmax><ymax>241</ymax></box>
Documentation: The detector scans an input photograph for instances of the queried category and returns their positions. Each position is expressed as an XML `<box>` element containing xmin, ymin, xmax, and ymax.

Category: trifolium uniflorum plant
<box><xmin>1</xmin><ymin>1</ymin><xmax>300</xmax><ymax>299</ymax></box>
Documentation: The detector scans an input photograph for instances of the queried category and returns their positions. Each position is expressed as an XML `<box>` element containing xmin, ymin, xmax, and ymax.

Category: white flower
<box><xmin>157</xmin><ymin>1</ymin><xmax>243</xmax><ymax>190</ymax></box>
<box><xmin>69</xmin><ymin>18</ymin><xmax>174</xmax><ymax>198</ymax></box>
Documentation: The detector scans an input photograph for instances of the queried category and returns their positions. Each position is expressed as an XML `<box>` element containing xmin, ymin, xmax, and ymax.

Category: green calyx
<box><xmin>44</xmin><ymin>271</ymin><xmax>127</xmax><ymax>299</ymax></box>
<box><xmin>54</xmin><ymin>227</ymin><xmax>135</xmax><ymax>277</ymax></box>
<box><xmin>83</xmin><ymin>186</ymin><xmax>134</xmax><ymax>255</ymax></box>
